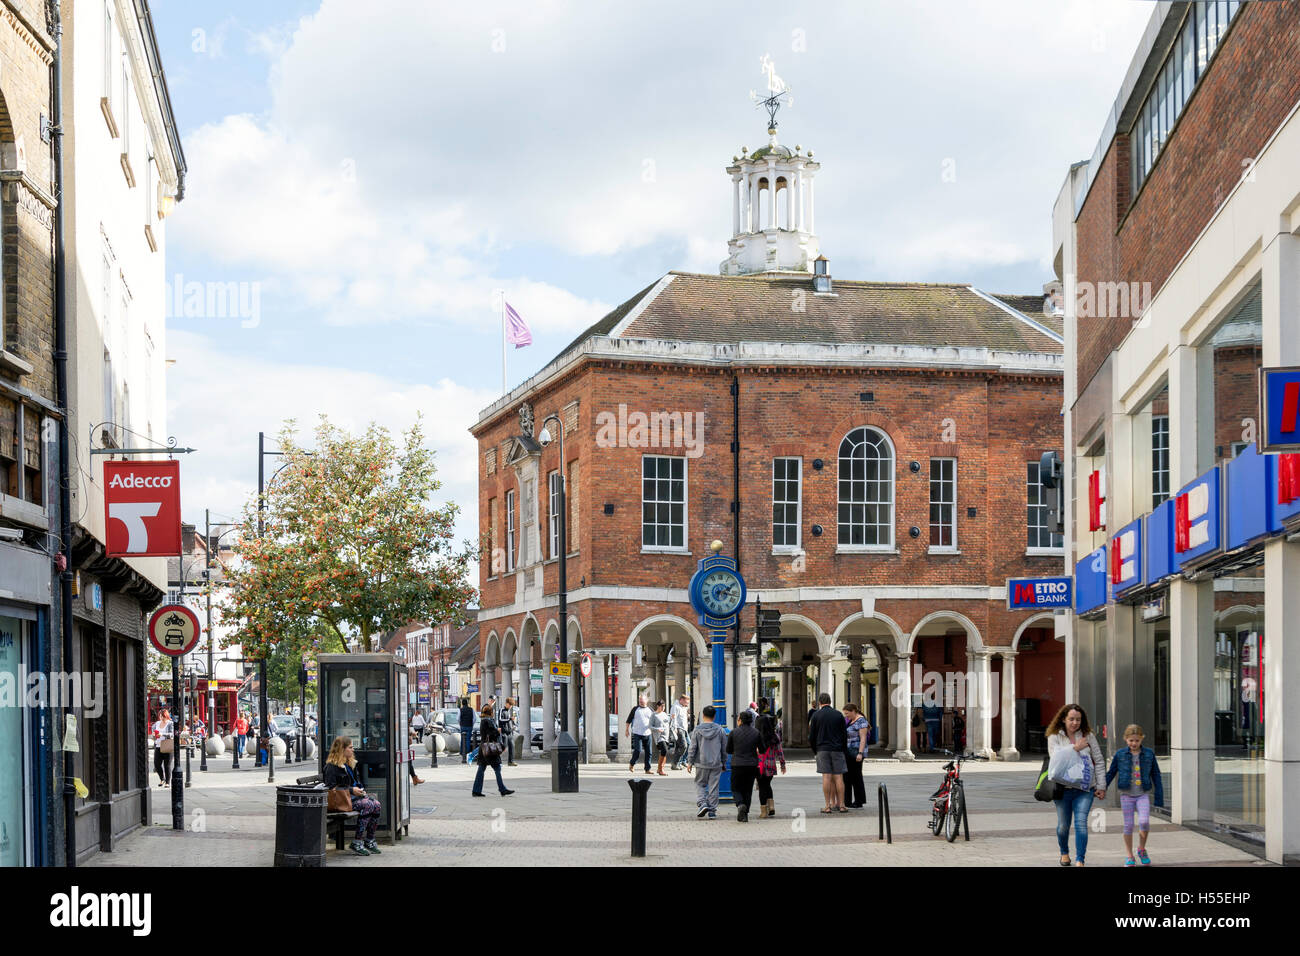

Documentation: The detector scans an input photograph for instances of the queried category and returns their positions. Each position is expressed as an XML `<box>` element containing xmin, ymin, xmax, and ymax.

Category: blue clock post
<box><xmin>687</xmin><ymin>539</ymin><xmax>747</xmax><ymax>802</ymax></box>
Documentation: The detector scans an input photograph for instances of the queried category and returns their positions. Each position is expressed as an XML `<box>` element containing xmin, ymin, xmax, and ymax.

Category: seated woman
<box><xmin>323</xmin><ymin>736</ymin><xmax>382</xmax><ymax>856</ymax></box>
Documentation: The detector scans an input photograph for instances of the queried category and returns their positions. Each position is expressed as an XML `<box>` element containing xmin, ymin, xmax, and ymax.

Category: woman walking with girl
<box><xmin>755</xmin><ymin>712</ymin><xmax>786</xmax><ymax>818</ymax></box>
<box><xmin>1045</xmin><ymin>702</ymin><xmax>1106</xmax><ymax>866</ymax></box>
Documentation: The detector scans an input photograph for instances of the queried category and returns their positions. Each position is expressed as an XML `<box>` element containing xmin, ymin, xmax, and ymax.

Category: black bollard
<box><xmin>628</xmin><ymin>779</ymin><xmax>652</xmax><ymax>857</ymax></box>
<box><xmin>877</xmin><ymin>782</ymin><xmax>892</xmax><ymax>844</ymax></box>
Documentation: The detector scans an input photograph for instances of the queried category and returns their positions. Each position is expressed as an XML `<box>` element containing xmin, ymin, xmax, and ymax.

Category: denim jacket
<box><xmin>1105</xmin><ymin>746</ymin><xmax>1164</xmax><ymax>807</ymax></box>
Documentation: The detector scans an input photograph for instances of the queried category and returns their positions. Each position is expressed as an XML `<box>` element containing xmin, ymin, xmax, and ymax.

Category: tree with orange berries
<box><xmin>220</xmin><ymin>416</ymin><xmax>476</xmax><ymax>660</ymax></box>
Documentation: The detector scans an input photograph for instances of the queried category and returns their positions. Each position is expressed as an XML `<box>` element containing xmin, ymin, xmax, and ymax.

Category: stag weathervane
<box><xmin>750</xmin><ymin>53</ymin><xmax>792</xmax><ymax>133</ymax></box>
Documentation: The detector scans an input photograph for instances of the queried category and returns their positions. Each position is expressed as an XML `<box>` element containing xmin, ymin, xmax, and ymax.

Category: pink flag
<box><xmin>504</xmin><ymin>301</ymin><xmax>532</xmax><ymax>348</ymax></box>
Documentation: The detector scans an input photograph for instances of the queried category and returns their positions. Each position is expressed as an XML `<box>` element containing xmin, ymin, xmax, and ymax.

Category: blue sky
<box><xmin>151</xmin><ymin>0</ymin><xmax>1153</xmax><ymax>545</ymax></box>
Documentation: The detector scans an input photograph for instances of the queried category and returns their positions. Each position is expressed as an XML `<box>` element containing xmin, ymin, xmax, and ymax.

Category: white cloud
<box><xmin>167</xmin><ymin>329</ymin><xmax>492</xmax><ymax>550</ymax></box>
<box><xmin>173</xmin><ymin>0</ymin><xmax>1153</xmax><ymax>303</ymax></box>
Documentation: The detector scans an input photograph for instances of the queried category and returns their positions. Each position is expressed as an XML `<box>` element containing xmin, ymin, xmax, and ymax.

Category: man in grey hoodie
<box><xmin>685</xmin><ymin>705</ymin><xmax>727</xmax><ymax>818</ymax></box>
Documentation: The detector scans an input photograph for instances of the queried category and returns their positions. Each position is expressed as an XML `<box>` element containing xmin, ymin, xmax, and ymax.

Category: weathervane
<box><xmin>750</xmin><ymin>53</ymin><xmax>792</xmax><ymax>133</ymax></box>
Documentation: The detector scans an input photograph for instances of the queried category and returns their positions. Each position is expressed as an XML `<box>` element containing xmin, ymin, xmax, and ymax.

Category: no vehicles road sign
<box><xmin>148</xmin><ymin>604</ymin><xmax>201</xmax><ymax>657</ymax></box>
<box><xmin>579</xmin><ymin>653</ymin><xmax>592</xmax><ymax>678</ymax></box>
<box><xmin>548</xmin><ymin>662</ymin><xmax>572</xmax><ymax>684</ymax></box>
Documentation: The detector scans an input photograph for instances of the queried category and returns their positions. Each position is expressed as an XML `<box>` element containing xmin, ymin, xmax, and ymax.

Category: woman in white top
<box><xmin>1045</xmin><ymin>702</ymin><xmax>1107</xmax><ymax>866</ymax></box>
<box><xmin>151</xmin><ymin>708</ymin><xmax>175</xmax><ymax>787</ymax></box>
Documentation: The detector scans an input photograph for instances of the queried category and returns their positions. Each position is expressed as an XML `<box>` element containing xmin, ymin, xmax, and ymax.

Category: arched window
<box><xmin>837</xmin><ymin>427</ymin><xmax>894</xmax><ymax>547</ymax></box>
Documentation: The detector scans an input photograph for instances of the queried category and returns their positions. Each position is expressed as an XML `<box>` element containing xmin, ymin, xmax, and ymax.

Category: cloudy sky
<box><xmin>153</xmin><ymin>0</ymin><xmax>1153</xmax><ymax>549</ymax></box>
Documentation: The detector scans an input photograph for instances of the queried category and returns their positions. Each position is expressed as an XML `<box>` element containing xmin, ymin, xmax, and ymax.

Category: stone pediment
<box><xmin>502</xmin><ymin>434</ymin><xmax>541</xmax><ymax>470</ymax></box>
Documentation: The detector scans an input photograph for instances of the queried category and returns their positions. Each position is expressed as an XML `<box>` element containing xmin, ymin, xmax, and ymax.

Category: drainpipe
<box><xmin>50</xmin><ymin>0</ymin><xmax>75</xmax><ymax>869</ymax></box>
<box><xmin>731</xmin><ymin>374</ymin><xmax>741</xmax><ymax>714</ymax></box>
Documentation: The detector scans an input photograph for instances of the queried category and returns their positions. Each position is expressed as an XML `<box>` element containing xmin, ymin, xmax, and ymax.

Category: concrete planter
<box><xmin>206</xmin><ymin>735</ymin><xmax>226</xmax><ymax>756</ymax></box>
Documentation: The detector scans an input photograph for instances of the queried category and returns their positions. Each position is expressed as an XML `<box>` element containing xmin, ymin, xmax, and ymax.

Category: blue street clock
<box><xmin>688</xmin><ymin>542</ymin><xmax>747</xmax><ymax>629</ymax></box>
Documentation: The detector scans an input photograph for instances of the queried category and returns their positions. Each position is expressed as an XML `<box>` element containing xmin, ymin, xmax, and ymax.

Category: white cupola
<box><xmin>719</xmin><ymin>128</ymin><xmax>822</xmax><ymax>276</ymax></box>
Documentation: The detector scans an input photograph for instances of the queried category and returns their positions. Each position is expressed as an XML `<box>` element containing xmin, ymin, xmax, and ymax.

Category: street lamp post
<box><xmin>538</xmin><ymin>414</ymin><xmax>578</xmax><ymax>792</ymax></box>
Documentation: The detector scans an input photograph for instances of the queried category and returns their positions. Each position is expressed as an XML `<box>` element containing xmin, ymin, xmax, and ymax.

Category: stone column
<box><xmin>585</xmin><ymin>653</ymin><xmax>609</xmax><ymax>763</ymax></box>
<box><xmin>848</xmin><ymin>646</ymin><xmax>863</xmax><ymax>708</ymax></box>
<box><xmin>732</xmin><ymin>176</ymin><xmax>741</xmax><ymax>236</ymax></box>
<box><xmin>615</xmin><ymin>652</ymin><xmax>634</xmax><ymax>763</ymax></box>
<box><xmin>673</xmin><ymin>653</ymin><xmax>686</xmax><ymax>702</ymax></box>
<box><xmin>893</xmin><ymin>652</ymin><xmax>914</xmax><ymax>759</ymax></box>
<box><xmin>567</xmin><ymin>650</ymin><xmax>581</xmax><ymax>740</ymax></box>
<box><xmin>1262</xmin><ymin>230</ymin><xmax>1300</xmax><ymax>864</ymax></box>
<box><xmin>784</xmin><ymin>176</ymin><xmax>793</xmax><ymax>229</ymax></box>
<box><xmin>876</xmin><ymin>650</ymin><xmax>890</xmax><ymax>750</ymax></box>
<box><xmin>541</xmin><ymin>667</ymin><xmax>556</xmax><ymax>753</ymax></box>
<box><xmin>749</xmin><ymin>175</ymin><xmax>759</xmax><ymax>233</ymax></box>
<box><xmin>817</xmin><ymin>653</ymin><xmax>835</xmax><ymax>703</ymax></box>
<box><xmin>767</xmin><ymin>160</ymin><xmax>778</xmax><ymax>228</ymax></box>
<box><xmin>970</xmin><ymin>651</ymin><xmax>995</xmax><ymax>757</ymax></box>
<box><xmin>1169</xmin><ymin>578</ymin><xmax>1215</xmax><ymax>826</ymax></box>
<box><xmin>999</xmin><ymin>651</ymin><xmax>1019</xmax><ymax>761</ymax></box>
<box><xmin>794</xmin><ymin>168</ymin><xmax>803</xmax><ymax>231</ymax></box>
<box><xmin>807</xmin><ymin>176</ymin><xmax>815</xmax><ymax>233</ymax></box>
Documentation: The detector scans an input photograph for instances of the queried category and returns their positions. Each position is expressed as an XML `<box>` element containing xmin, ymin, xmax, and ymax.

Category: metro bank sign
<box><xmin>1006</xmin><ymin>576</ymin><xmax>1072</xmax><ymax>610</ymax></box>
<box><xmin>103</xmin><ymin>460</ymin><xmax>183</xmax><ymax>557</ymax></box>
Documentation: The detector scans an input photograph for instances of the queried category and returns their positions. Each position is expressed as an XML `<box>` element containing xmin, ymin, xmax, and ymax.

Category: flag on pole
<box><xmin>504</xmin><ymin>301</ymin><xmax>532</xmax><ymax>348</ymax></box>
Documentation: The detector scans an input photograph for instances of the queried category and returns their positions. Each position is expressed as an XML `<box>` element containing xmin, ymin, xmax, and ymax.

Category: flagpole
<box><xmin>496</xmin><ymin>288</ymin><xmax>506</xmax><ymax>395</ymax></box>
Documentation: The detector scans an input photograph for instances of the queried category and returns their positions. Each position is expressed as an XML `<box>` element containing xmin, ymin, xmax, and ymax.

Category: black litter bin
<box><xmin>274</xmin><ymin>784</ymin><xmax>327</xmax><ymax>867</ymax></box>
<box><xmin>551</xmin><ymin>731</ymin><xmax>580</xmax><ymax>793</ymax></box>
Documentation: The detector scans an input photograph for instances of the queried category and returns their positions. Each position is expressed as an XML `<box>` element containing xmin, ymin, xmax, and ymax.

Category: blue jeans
<box><xmin>472</xmin><ymin>758</ymin><xmax>508</xmax><ymax>795</ymax></box>
<box><xmin>460</xmin><ymin>726</ymin><xmax>474</xmax><ymax>761</ymax></box>
<box><xmin>925</xmin><ymin>720</ymin><xmax>940</xmax><ymax>751</ymax></box>
<box><xmin>629</xmin><ymin>733</ymin><xmax>652</xmax><ymax>771</ymax></box>
<box><xmin>1055</xmin><ymin>787</ymin><xmax>1096</xmax><ymax>862</ymax></box>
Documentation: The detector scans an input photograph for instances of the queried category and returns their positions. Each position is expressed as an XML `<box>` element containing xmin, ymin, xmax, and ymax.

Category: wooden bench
<box><xmin>296</xmin><ymin>774</ymin><xmax>360</xmax><ymax>851</ymax></box>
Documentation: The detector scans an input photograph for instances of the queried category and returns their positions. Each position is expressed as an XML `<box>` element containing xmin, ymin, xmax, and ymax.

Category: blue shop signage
<box><xmin>1225</xmin><ymin>443</ymin><xmax>1273</xmax><ymax>550</ymax></box>
<box><xmin>1110</xmin><ymin>518</ymin><xmax>1143</xmax><ymax>597</ymax></box>
<box><xmin>1173</xmin><ymin>466</ymin><xmax>1221</xmax><ymax>571</ymax></box>
<box><xmin>1259</xmin><ymin>366</ymin><xmax>1300</xmax><ymax>453</ymax></box>
<box><xmin>1146</xmin><ymin>499</ymin><xmax>1176</xmax><ymax>583</ymax></box>
<box><xmin>1075</xmin><ymin>545</ymin><xmax>1108</xmax><ymax>615</ymax></box>
<box><xmin>1006</xmin><ymin>577</ymin><xmax>1072</xmax><ymax>610</ymax></box>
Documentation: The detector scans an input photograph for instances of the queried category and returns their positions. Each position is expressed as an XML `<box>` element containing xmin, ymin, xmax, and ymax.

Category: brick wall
<box><xmin>473</xmin><ymin>356</ymin><xmax>1063</xmax><ymax>654</ymax></box>
<box><xmin>1075</xmin><ymin>0</ymin><xmax>1300</xmax><ymax>391</ymax></box>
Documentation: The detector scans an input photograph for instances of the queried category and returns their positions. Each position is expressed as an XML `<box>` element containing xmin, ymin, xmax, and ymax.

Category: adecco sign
<box><xmin>104</xmin><ymin>460</ymin><xmax>182</xmax><ymax>557</ymax></box>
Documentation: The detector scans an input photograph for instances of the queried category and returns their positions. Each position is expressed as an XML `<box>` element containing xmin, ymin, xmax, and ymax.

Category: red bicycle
<box><xmin>927</xmin><ymin>750</ymin><xmax>987</xmax><ymax>842</ymax></box>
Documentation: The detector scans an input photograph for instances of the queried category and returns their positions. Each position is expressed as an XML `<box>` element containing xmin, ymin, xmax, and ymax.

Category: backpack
<box><xmin>1034</xmin><ymin>753</ymin><xmax>1063</xmax><ymax>802</ymax></box>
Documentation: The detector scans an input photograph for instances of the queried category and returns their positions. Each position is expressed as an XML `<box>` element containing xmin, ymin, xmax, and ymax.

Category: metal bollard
<box><xmin>629</xmin><ymin>779</ymin><xmax>652</xmax><ymax>857</ymax></box>
<box><xmin>877</xmin><ymin>782</ymin><xmax>892</xmax><ymax>844</ymax></box>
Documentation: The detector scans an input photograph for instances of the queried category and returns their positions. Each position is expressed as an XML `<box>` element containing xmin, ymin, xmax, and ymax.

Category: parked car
<box><xmin>431</xmin><ymin>707</ymin><xmax>479</xmax><ymax>746</ymax></box>
<box><xmin>530</xmin><ymin>712</ymin><xmax>618</xmax><ymax>751</ymax></box>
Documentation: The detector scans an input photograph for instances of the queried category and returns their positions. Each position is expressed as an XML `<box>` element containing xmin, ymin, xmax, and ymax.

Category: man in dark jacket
<box><xmin>726</xmin><ymin>711</ymin><xmax>762</xmax><ymax>822</ymax></box>
<box><xmin>809</xmin><ymin>693</ymin><xmax>848</xmax><ymax>812</ymax></box>
<box><xmin>458</xmin><ymin>698</ymin><xmax>475</xmax><ymax>764</ymax></box>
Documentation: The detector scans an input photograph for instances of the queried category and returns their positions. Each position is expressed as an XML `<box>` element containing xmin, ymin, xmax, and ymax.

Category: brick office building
<box><xmin>1052</xmin><ymin>0</ymin><xmax>1299</xmax><ymax>862</ymax></box>
<box><xmin>472</xmin><ymin>122</ymin><xmax>1066</xmax><ymax>763</ymax></box>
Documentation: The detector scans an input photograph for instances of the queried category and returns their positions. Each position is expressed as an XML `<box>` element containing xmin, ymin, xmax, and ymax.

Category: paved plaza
<box><xmin>89</xmin><ymin>750</ymin><xmax>1271</xmax><ymax>868</ymax></box>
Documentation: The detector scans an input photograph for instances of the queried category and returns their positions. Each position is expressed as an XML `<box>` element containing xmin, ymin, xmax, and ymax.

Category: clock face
<box><xmin>698</xmin><ymin>568</ymin><xmax>743</xmax><ymax>617</ymax></box>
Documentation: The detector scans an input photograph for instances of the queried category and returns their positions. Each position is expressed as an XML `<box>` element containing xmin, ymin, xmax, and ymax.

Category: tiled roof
<box><xmin>555</xmin><ymin>272</ymin><xmax>1062</xmax><ymax>364</ymax></box>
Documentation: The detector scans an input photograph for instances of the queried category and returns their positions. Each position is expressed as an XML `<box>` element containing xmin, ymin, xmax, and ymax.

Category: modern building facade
<box><xmin>1054</xmin><ymin>0</ymin><xmax>1299</xmax><ymax>863</ymax></box>
<box><xmin>472</xmin><ymin>122</ymin><xmax>1067</xmax><ymax>763</ymax></box>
